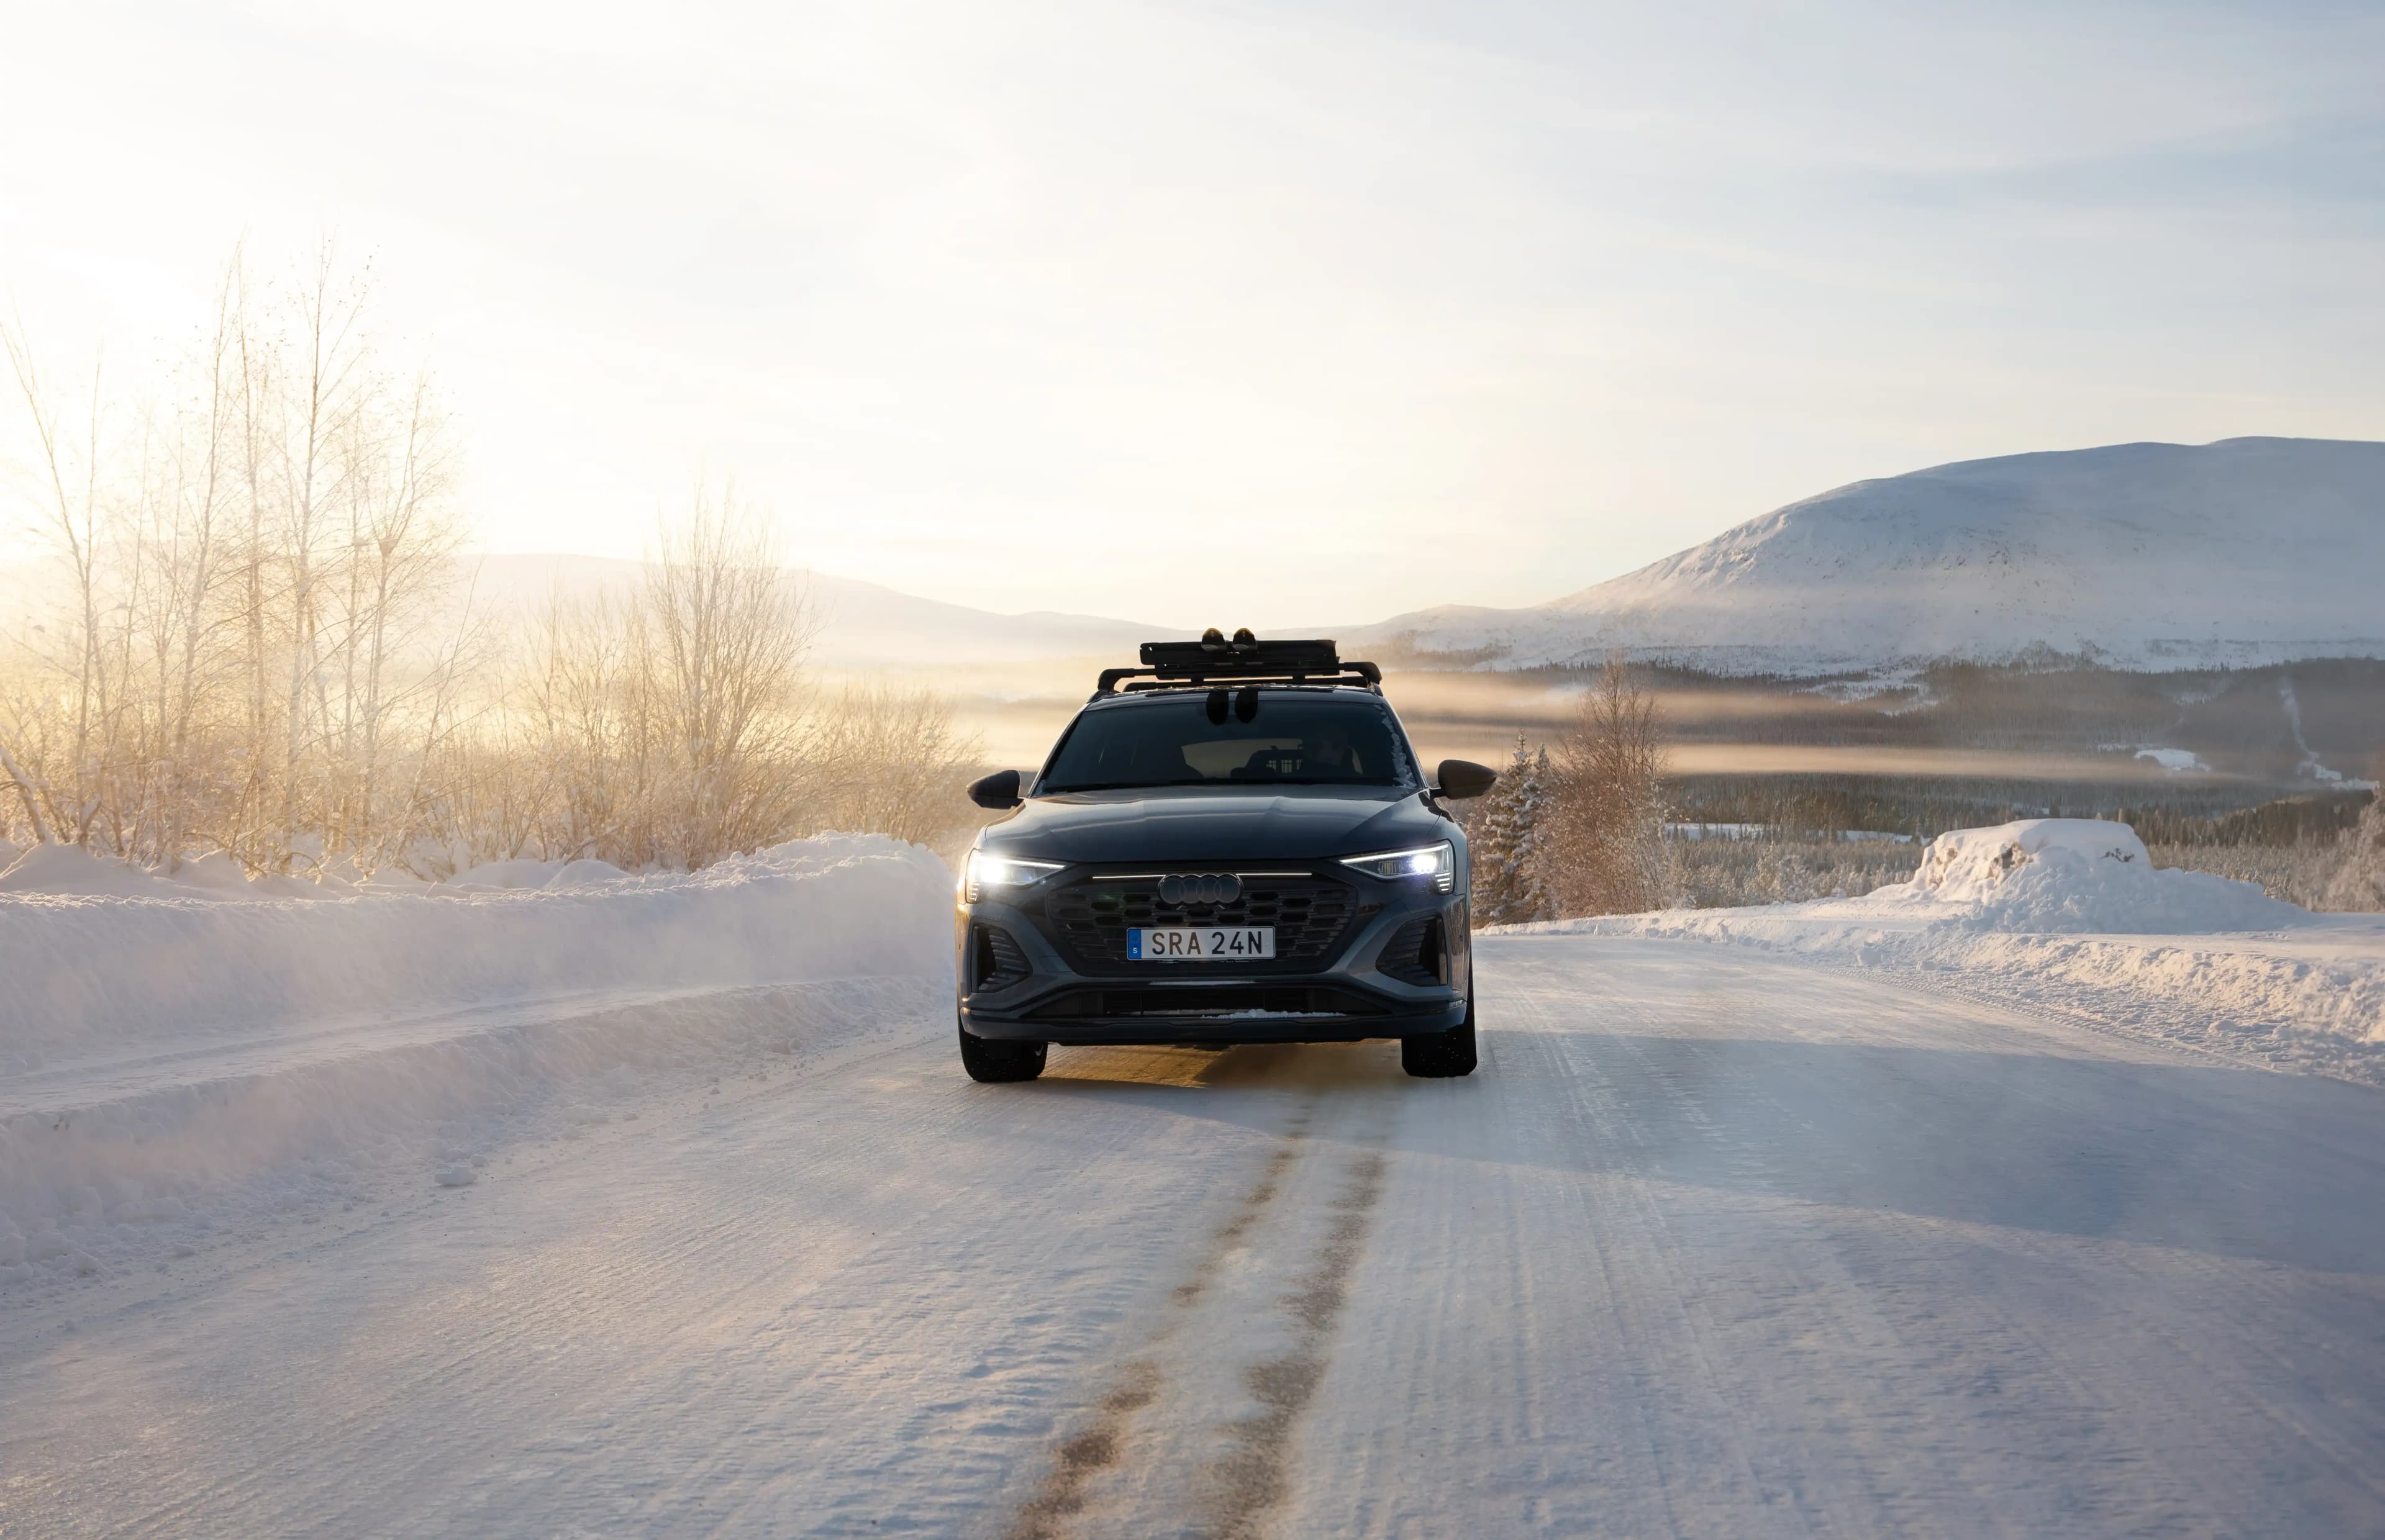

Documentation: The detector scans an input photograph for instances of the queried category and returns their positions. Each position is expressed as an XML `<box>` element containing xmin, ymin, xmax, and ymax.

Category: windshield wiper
<box><xmin>1042</xmin><ymin>778</ymin><xmax>1214</xmax><ymax>793</ymax></box>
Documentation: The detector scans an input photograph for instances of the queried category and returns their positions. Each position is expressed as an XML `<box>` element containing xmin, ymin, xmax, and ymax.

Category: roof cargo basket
<box><xmin>1095</xmin><ymin>628</ymin><xmax>1383</xmax><ymax>697</ymax></box>
<box><xmin>1142</xmin><ymin>635</ymin><xmax>1339</xmax><ymax>677</ymax></box>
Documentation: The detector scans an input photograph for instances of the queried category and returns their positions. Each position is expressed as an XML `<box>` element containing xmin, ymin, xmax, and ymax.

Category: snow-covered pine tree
<box><xmin>1465</xmin><ymin>734</ymin><xmax>1529</xmax><ymax>925</ymax></box>
<box><xmin>1507</xmin><ymin>747</ymin><xmax>1558</xmax><ymax>922</ymax></box>
<box><xmin>1468</xmin><ymin>734</ymin><xmax>1555</xmax><ymax>926</ymax></box>
<box><xmin>2321</xmin><ymin>788</ymin><xmax>2385</xmax><ymax>912</ymax></box>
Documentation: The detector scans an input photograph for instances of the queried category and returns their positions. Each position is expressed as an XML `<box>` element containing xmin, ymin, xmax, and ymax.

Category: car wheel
<box><xmin>1401</xmin><ymin>992</ymin><xmax>1478</xmax><ymax>1079</ymax></box>
<box><xmin>958</xmin><ymin>1018</ymin><xmax>1048</xmax><ymax>1083</ymax></box>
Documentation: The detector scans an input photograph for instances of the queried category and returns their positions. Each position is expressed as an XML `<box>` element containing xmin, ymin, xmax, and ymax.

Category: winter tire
<box><xmin>959</xmin><ymin>1020</ymin><xmax>1048</xmax><ymax>1083</ymax></box>
<box><xmin>1401</xmin><ymin>991</ymin><xmax>1478</xmax><ymax>1078</ymax></box>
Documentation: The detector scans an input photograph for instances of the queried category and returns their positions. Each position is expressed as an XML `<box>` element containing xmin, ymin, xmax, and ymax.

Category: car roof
<box><xmin>1079</xmin><ymin>684</ymin><xmax>1391</xmax><ymax>711</ymax></box>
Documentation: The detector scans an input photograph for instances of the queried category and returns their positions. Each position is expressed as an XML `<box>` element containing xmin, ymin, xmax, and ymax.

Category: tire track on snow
<box><xmin>1009</xmin><ymin>1066</ymin><xmax>1400</xmax><ymax>1540</ymax></box>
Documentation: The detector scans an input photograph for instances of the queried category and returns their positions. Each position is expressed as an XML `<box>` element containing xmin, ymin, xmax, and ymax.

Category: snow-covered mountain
<box><xmin>1356</xmin><ymin>438</ymin><xmax>2385</xmax><ymax>675</ymax></box>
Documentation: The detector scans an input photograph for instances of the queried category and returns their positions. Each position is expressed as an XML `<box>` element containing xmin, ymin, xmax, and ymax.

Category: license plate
<box><xmin>1129</xmin><ymin>926</ymin><xmax>1276</xmax><ymax>961</ymax></box>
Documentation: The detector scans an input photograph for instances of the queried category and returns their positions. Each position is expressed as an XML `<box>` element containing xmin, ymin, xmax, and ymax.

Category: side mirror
<box><xmin>1435</xmin><ymin>758</ymin><xmax>1497</xmax><ymax>800</ymax></box>
<box><xmin>968</xmin><ymin>769</ymin><xmax>1023</xmax><ymax>810</ymax></box>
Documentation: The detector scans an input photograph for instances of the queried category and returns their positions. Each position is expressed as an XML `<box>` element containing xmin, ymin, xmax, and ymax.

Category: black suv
<box><xmin>954</xmin><ymin>633</ymin><xmax>1496</xmax><ymax>1084</ymax></box>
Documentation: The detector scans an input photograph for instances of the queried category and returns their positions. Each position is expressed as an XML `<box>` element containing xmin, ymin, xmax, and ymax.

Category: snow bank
<box><xmin>0</xmin><ymin>842</ymin><xmax>199</xmax><ymax>898</ymax></box>
<box><xmin>1506</xmin><ymin>819</ymin><xmax>2385</xmax><ymax>1085</ymax></box>
<box><xmin>0</xmin><ymin>835</ymin><xmax>955</xmax><ymax>1289</ymax></box>
<box><xmin>0</xmin><ymin>842</ymin><xmax>648</xmax><ymax>899</ymax></box>
<box><xmin>1</xmin><ymin>835</ymin><xmax>948</xmax><ymax>1072</ymax></box>
<box><xmin>0</xmin><ymin>843</ymin><xmax>378</xmax><ymax>899</ymax></box>
<box><xmin>1893</xmin><ymin>818</ymin><xmax>2304</xmax><ymax>934</ymax></box>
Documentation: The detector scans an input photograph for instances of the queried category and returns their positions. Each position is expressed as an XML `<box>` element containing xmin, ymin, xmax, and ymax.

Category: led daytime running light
<box><xmin>965</xmin><ymin>850</ymin><xmax>1065</xmax><ymax>902</ymax></box>
<box><xmin>1338</xmin><ymin>841</ymin><xmax>1455</xmax><ymax>894</ymax></box>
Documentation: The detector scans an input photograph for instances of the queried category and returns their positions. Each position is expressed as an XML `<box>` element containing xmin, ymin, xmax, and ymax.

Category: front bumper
<box><xmin>956</xmin><ymin>864</ymin><xmax>1470</xmax><ymax>1046</ymax></box>
<box><xmin>966</xmin><ymin>989</ymin><xmax>1468</xmax><ymax>1047</ymax></box>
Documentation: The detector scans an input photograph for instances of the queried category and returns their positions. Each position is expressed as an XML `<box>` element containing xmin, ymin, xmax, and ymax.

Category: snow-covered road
<box><xmin>5</xmin><ymin>934</ymin><xmax>2383</xmax><ymax>1537</ymax></box>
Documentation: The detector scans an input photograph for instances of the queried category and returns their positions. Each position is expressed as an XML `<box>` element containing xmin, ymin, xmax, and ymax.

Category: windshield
<box><xmin>1037</xmin><ymin>694</ymin><xmax>1416</xmax><ymax>793</ymax></box>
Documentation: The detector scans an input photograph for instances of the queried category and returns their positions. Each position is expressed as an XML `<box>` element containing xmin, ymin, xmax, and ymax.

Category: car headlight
<box><xmin>1338</xmin><ymin>840</ymin><xmax>1455</xmax><ymax>894</ymax></box>
<box><xmin>965</xmin><ymin>850</ymin><xmax>1066</xmax><ymax>903</ymax></box>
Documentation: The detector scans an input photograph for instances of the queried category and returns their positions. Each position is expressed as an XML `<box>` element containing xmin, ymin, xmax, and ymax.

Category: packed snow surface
<box><xmin>1360</xmin><ymin>437</ymin><xmax>2385</xmax><ymax>673</ymax></box>
<box><xmin>3</xmin><ymin>823</ymin><xmax>2383</xmax><ymax>1534</ymax></box>
<box><xmin>5</xmin><ymin>939</ymin><xmax>2383</xmax><ymax>1535</ymax></box>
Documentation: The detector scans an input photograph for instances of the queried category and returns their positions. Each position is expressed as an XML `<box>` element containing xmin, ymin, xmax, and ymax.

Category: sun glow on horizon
<box><xmin>5</xmin><ymin>1</ymin><xmax>2382</xmax><ymax>628</ymax></box>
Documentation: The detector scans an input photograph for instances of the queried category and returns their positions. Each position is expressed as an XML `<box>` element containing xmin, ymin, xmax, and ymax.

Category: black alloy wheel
<box><xmin>958</xmin><ymin>1019</ymin><xmax>1048</xmax><ymax>1083</ymax></box>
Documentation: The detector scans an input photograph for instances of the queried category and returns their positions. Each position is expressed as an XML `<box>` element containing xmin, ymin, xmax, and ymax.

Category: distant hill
<box><xmin>11</xmin><ymin>437</ymin><xmax>2377</xmax><ymax>682</ymax></box>
<box><xmin>1354</xmin><ymin>437</ymin><xmax>2385</xmax><ymax>676</ymax></box>
<box><xmin>458</xmin><ymin>554</ymin><xmax>1152</xmax><ymax>668</ymax></box>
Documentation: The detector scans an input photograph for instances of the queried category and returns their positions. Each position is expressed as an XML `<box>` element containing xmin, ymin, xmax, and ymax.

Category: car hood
<box><xmin>983</xmin><ymin>786</ymin><xmax>1448</xmax><ymax>865</ymax></box>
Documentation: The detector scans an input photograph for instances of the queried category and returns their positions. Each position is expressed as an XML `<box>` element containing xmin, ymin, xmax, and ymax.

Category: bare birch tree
<box><xmin>1544</xmin><ymin>656</ymin><xmax>1673</xmax><ymax>917</ymax></box>
<box><xmin>1</xmin><ymin>244</ymin><xmax>976</xmax><ymax>879</ymax></box>
<box><xmin>1</xmin><ymin>247</ymin><xmax>467</xmax><ymax>874</ymax></box>
<box><xmin>3</xmin><ymin>317</ymin><xmax>117</xmax><ymax>846</ymax></box>
<box><xmin>644</xmin><ymin>482</ymin><xmax>819</xmax><ymax>867</ymax></box>
<box><xmin>806</xmin><ymin>681</ymin><xmax>983</xmax><ymax>846</ymax></box>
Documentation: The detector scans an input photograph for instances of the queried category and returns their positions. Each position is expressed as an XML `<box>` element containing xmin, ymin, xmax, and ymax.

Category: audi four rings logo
<box><xmin>1158</xmin><ymin>872</ymin><xmax>1241</xmax><ymax>907</ymax></box>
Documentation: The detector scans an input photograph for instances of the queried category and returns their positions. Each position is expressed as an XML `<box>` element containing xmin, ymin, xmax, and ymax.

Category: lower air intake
<box><xmin>1024</xmin><ymin>984</ymin><xmax>1391</xmax><ymax>1021</ymax></box>
<box><xmin>1376</xmin><ymin>916</ymin><xmax>1446</xmax><ymax>987</ymax></box>
<box><xmin>971</xmin><ymin>925</ymin><xmax>1032</xmax><ymax>992</ymax></box>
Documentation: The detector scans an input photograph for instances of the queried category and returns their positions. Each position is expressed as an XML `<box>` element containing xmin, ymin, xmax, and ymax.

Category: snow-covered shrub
<box><xmin>1668</xmin><ymin>836</ymin><xmax>1916</xmax><ymax>908</ymax></box>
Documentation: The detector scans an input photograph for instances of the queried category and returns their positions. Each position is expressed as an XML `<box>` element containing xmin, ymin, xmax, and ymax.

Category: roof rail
<box><xmin>1093</xmin><ymin>628</ymin><xmax>1384</xmax><ymax>697</ymax></box>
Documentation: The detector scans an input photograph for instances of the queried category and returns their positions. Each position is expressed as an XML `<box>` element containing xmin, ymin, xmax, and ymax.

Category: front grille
<box><xmin>1046</xmin><ymin>872</ymin><xmax>1356</xmax><ymax>973</ymax></box>
<box><xmin>1024</xmin><ymin>984</ymin><xmax>1390</xmax><ymax>1021</ymax></box>
<box><xmin>1376</xmin><ymin>916</ymin><xmax>1445</xmax><ymax>987</ymax></box>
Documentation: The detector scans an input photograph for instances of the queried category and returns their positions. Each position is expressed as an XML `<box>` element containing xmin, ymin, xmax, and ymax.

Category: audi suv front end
<box><xmin>953</xmin><ymin>634</ymin><xmax>1496</xmax><ymax>1082</ymax></box>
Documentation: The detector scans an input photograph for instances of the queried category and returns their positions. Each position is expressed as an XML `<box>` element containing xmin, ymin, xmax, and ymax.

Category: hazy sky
<box><xmin>4</xmin><ymin>0</ymin><xmax>2381</xmax><ymax>628</ymax></box>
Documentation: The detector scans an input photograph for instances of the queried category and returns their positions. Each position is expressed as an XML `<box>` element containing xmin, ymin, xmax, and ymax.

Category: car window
<box><xmin>1038</xmin><ymin>695</ymin><xmax>1415</xmax><ymax>792</ymax></box>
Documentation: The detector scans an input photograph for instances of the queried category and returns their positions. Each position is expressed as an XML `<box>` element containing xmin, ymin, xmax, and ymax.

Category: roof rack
<box><xmin>1094</xmin><ymin>628</ymin><xmax>1384</xmax><ymax>697</ymax></box>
